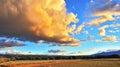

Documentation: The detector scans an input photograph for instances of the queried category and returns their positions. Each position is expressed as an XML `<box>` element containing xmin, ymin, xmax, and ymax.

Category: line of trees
<box><xmin>0</xmin><ymin>54</ymin><xmax>120</xmax><ymax>62</ymax></box>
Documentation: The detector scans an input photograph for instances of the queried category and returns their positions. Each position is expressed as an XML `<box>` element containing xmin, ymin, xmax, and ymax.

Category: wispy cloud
<box><xmin>95</xmin><ymin>35</ymin><xmax>117</xmax><ymax>42</ymax></box>
<box><xmin>88</xmin><ymin>0</ymin><xmax>120</xmax><ymax>25</ymax></box>
<box><xmin>87</xmin><ymin>36</ymin><xmax>94</xmax><ymax>40</ymax></box>
<box><xmin>0</xmin><ymin>39</ymin><xmax>25</xmax><ymax>49</ymax></box>
<box><xmin>6</xmin><ymin>49</ymin><xmax>32</xmax><ymax>55</ymax></box>
<box><xmin>48</xmin><ymin>49</ymin><xmax>68</xmax><ymax>53</ymax></box>
<box><xmin>69</xmin><ymin>51</ymin><xmax>85</xmax><ymax>55</ymax></box>
<box><xmin>102</xmin><ymin>36</ymin><xmax>117</xmax><ymax>42</ymax></box>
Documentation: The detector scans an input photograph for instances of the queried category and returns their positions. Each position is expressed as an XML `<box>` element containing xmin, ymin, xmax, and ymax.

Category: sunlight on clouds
<box><xmin>86</xmin><ymin>0</ymin><xmax>120</xmax><ymax>44</ymax></box>
<box><xmin>27</xmin><ymin>0</ymin><xmax>80</xmax><ymax>43</ymax></box>
<box><xmin>26</xmin><ymin>0</ymin><xmax>79</xmax><ymax>44</ymax></box>
<box><xmin>0</xmin><ymin>0</ymin><xmax>83</xmax><ymax>46</ymax></box>
<box><xmin>98</xmin><ymin>25</ymin><xmax>108</xmax><ymax>36</ymax></box>
<box><xmin>95</xmin><ymin>35</ymin><xmax>117</xmax><ymax>42</ymax></box>
<box><xmin>88</xmin><ymin>0</ymin><xmax>120</xmax><ymax>25</ymax></box>
<box><xmin>98</xmin><ymin>23</ymin><xmax>120</xmax><ymax>36</ymax></box>
<box><xmin>75</xmin><ymin>24</ymin><xmax>85</xmax><ymax>34</ymax></box>
<box><xmin>102</xmin><ymin>36</ymin><xmax>117</xmax><ymax>42</ymax></box>
<box><xmin>88</xmin><ymin>16</ymin><xmax>114</xmax><ymax>25</ymax></box>
<box><xmin>0</xmin><ymin>0</ymin><xmax>120</xmax><ymax>55</ymax></box>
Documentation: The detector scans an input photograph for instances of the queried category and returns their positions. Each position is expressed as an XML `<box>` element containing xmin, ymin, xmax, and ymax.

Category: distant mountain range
<box><xmin>93</xmin><ymin>50</ymin><xmax>120</xmax><ymax>56</ymax></box>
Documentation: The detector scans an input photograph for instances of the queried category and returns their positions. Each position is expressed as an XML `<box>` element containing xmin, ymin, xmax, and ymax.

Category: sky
<box><xmin>0</xmin><ymin>0</ymin><xmax>120</xmax><ymax>55</ymax></box>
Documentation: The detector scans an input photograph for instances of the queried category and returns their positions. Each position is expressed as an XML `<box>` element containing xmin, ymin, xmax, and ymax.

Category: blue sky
<box><xmin>0</xmin><ymin>0</ymin><xmax>120</xmax><ymax>55</ymax></box>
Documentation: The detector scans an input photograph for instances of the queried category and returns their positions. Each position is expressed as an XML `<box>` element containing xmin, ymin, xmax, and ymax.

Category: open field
<box><xmin>0</xmin><ymin>58</ymin><xmax>120</xmax><ymax>67</ymax></box>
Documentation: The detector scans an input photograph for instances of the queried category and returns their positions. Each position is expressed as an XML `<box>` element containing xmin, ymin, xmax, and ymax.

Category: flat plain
<box><xmin>0</xmin><ymin>58</ymin><xmax>120</xmax><ymax>67</ymax></box>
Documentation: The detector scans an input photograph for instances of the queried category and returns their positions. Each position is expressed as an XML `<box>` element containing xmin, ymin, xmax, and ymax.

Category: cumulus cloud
<box><xmin>0</xmin><ymin>0</ymin><xmax>82</xmax><ymax>46</ymax></box>
<box><xmin>0</xmin><ymin>39</ymin><xmax>25</xmax><ymax>48</ymax></box>
<box><xmin>48</xmin><ymin>49</ymin><xmax>67</xmax><ymax>53</ymax></box>
<box><xmin>88</xmin><ymin>0</ymin><xmax>120</xmax><ymax>25</ymax></box>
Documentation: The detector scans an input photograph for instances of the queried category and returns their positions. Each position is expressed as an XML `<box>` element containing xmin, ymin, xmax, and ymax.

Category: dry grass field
<box><xmin>0</xmin><ymin>58</ymin><xmax>120</xmax><ymax>67</ymax></box>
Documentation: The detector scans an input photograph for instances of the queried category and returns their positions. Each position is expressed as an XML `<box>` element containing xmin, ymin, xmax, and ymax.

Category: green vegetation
<box><xmin>0</xmin><ymin>54</ymin><xmax>119</xmax><ymax>61</ymax></box>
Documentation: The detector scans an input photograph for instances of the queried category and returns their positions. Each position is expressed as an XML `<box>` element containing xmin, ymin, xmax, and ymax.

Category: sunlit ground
<box><xmin>0</xmin><ymin>58</ymin><xmax>120</xmax><ymax>67</ymax></box>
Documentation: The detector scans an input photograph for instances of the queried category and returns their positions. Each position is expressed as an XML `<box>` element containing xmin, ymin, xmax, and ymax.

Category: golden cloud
<box><xmin>102</xmin><ymin>36</ymin><xmax>117</xmax><ymax>42</ymax></box>
<box><xmin>88</xmin><ymin>16</ymin><xmax>114</xmax><ymax>25</ymax></box>
<box><xmin>98</xmin><ymin>25</ymin><xmax>108</xmax><ymax>36</ymax></box>
<box><xmin>75</xmin><ymin>24</ymin><xmax>85</xmax><ymax>34</ymax></box>
<box><xmin>0</xmin><ymin>0</ymin><xmax>82</xmax><ymax>45</ymax></box>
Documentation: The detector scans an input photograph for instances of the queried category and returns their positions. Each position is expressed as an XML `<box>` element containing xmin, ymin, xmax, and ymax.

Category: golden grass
<box><xmin>52</xmin><ymin>58</ymin><xmax>120</xmax><ymax>67</ymax></box>
<box><xmin>0</xmin><ymin>58</ymin><xmax>120</xmax><ymax>67</ymax></box>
